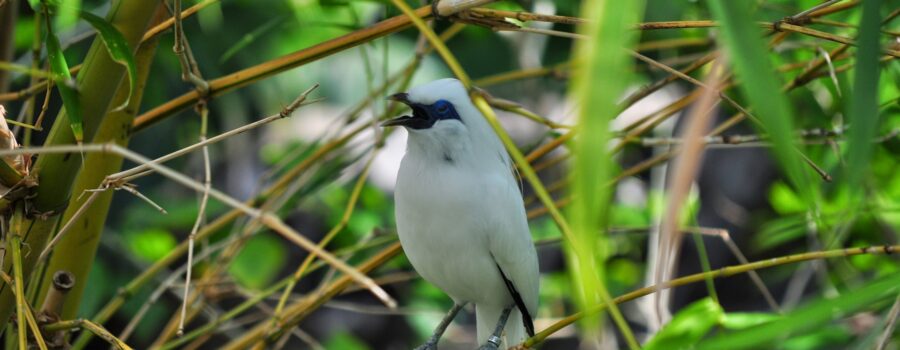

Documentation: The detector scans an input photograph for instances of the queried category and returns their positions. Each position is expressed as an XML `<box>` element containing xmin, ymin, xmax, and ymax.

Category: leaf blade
<box><xmin>845</xmin><ymin>0</ymin><xmax>882</xmax><ymax>195</ymax></box>
<box><xmin>80</xmin><ymin>10</ymin><xmax>138</xmax><ymax>112</ymax></box>
<box><xmin>707</xmin><ymin>0</ymin><xmax>812</xmax><ymax>204</ymax></box>
<box><xmin>44</xmin><ymin>19</ymin><xmax>83</xmax><ymax>143</ymax></box>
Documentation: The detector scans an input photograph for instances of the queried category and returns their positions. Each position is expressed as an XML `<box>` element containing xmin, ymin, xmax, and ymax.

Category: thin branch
<box><xmin>132</xmin><ymin>6</ymin><xmax>434</xmax><ymax>131</ymax></box>
<box><xmin>113</xmin><ymin>84</ymin><xmax>319</xmax><ymax>182</ymax></box>
<box><xmin>178</xmin><ymin>104</ymin><xmax>211</xmax><ymax>337</ymax></box>
<box><xmin>0</xmin><ymin>143</ymin><xmax>397</xmax><ymax>312</ymax></box>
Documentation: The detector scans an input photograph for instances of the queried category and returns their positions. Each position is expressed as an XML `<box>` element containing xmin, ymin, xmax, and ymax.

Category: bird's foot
<box><xmin>413</xmin><ymin>340</ymin><xmax>438</xmax><ymax>350</ymax></box>
<box><xmin>476</xmin><ymin>335</ymin><xmax>502</xmax><ymax>350</ymax></box>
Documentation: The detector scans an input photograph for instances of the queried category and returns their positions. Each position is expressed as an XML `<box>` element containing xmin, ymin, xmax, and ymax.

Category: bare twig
<box><xmin>113</xmin><ymin>85</ymin><xmax>319</xmax><ymax>182</ymax></box>
<box><xmin>178</xmin><ymin>104</ymin><xmax>211</xmax><ymax>337</ymax></box>
<box><xmin>789</xmin><ymin>0</ymin><xmax>842</xmax><ymax>21</ymax></box>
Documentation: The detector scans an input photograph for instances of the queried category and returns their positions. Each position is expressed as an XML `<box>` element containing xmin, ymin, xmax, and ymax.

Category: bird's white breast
<box><xmin>394</xmin><ymin>155</ymin><xmax>516</xmax><ymax>306</ymax></box>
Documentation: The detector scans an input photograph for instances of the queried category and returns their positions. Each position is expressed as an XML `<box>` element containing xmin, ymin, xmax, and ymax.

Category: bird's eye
<box><xmin>434</xmin><ymin>100</ymin><xmax>451</xmax><ymax>116</ymax></box>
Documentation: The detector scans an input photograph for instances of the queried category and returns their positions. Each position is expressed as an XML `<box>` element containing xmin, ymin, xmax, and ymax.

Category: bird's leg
<box><xmin>477</xmin><ymin>304</ymin><xmax>515</xmax><ymax>350</ymax></box>
<box><xmin>414</xmin><ymin>302</ymin><xmax>467</xmax><ymax>350</ymax></box>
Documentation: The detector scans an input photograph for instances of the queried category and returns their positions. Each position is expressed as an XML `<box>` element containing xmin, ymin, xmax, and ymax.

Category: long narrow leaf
<box><xmin>845</xmin><ymin>0</ymin><xmax>882</xmax><ymax>194</ymax></box>
<box><xmin>80</xmin><ymin>10</ymin><xmax>138</xmax><ymax>111</ymax></box>
<box><xmin>707</xmin><ymin>0</ymin><xmax>811</xmax><ymax>203</ymax></box>
<box><xmin>45</xmin><ymin>20</ymin><xmax>84</xmax><ymax>143</ymax></box>
<box><xmin>568</xmin><ymin>0</ymin><xmax>644</xmax><ymax>346</ymax></box>
<box><xmin>696</xmin><ymin>272</ymin><xmax>900</xmax><ymax>349</ymax></box>
<box><xmin>644</xmin><ymin>298</ymin><xmax>724</xmax><ymax>350</ymax></box>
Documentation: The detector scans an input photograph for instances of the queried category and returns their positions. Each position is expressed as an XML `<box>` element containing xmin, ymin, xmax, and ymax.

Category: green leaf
<box><xmin>80</xmin><ymin>10</ymin><xmax>137</xmax><ymax>112</ymax></box>
<box><xmin>219</xmin><ymin>16</ymin><xmax>287</xmax><ymax>64</ymax></box>
<box><xmin>45</xmin><ymin>20</ymin><xmax>83</xmax><ymax>143</ymax></box>
<box><xmin>127</xmin><ymin>228</ymin><xmax>177</xmax><ymax>262</ymax></box>
<box><xmin>567</xmin><ymin>0</ymin><xmax>645</xmax><ymax>333</ymax></box>
<box><xmin>707</xmin><ymin>0</ymin><xmax>812</xmax><ymax>205</ymax></box>
<box><xmin>323</xmin><ymin>331</ymin><xmax>370</xmax><ymax>350</ymax></box>
<box><xmin>696</xmin><ymin>272</ymin><xmax>900</xmax><ymax>350</ymax></box>
<box><xmin>769</xmin><ymin>181</ymin><xmax>805</xmax><ymax>214</ymax></box>
<box><xmin>228</xmin><ymin>234</ymin><xmax>286</xmax><ymax>290</ymax></box>
<box><xmin>721</xmin><ymin>312</ymin><xmax>779</xmax><ymax>330</ymax></box>
<box><xmin>845</xmin><ymin>0</ymin><xmax>882</xmax><ymax>196</ymax></box>
<box><xmin>27</xmin><ymin>0</ymin><xmax>39</xmax><ymax>10</ymax></box>
<box><xmin>644</xmin><ymin>298</ymin><xmax>724</xmax><ymax>350</ymax></box>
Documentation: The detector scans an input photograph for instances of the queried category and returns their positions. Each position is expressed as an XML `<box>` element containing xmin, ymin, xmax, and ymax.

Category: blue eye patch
<box><xmin>429</xmin><ymin>99</ymin><xmax>461</xmax><ymax>122</ymax></box>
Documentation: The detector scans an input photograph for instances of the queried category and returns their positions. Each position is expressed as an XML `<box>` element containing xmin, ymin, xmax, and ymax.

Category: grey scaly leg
<box><xmin>477</xmin><ymin>304</ymin><xmax>514</xmax><ymax>350</ymax></box>
<box><xmin>414</xmin><ymin>302</ymin><xmax>466</xmax><ymax>350</ymax></box>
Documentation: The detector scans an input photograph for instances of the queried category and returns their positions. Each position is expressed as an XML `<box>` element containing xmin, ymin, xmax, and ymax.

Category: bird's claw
<box><xmin>476</xmin><ymin>335</ymin><xmax>502</xmax><ymax>350</ymax></box>
<box><xmin>413</xmin><ymin>341</ymin><xmax>438</xmax><ymax>350</ymax></box>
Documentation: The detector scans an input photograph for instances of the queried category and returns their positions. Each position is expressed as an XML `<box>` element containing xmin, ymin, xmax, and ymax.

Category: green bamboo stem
<box><xmin>10</xmin><ymin>235</ymin><xmax>26</xmax><ymax>350</ymax></box>
<box><xmin>0</xmin><ymin>0</ymin><xmax>162</xmax><ymax>335</ymax></box>
<box><xmin>34</xmin><ymin>7</ymin><xmax>165</xmax><ymax>327</ymax></box>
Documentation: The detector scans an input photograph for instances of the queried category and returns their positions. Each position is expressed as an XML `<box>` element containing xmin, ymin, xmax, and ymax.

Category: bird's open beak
<box><xmin>382</xmin><ymin>93</ymin><xmax>416</xmax><ymax>127</ymax></box>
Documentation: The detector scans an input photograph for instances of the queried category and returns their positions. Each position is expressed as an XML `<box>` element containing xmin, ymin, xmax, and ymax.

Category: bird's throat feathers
<box><xmin>405</xmin><ymin>123</ymin><xmax>510</xmax><ymax>173</ymax></box>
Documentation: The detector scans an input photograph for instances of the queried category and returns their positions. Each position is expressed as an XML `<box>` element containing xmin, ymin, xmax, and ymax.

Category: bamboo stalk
<box><xmin>0</xmin><ymin>0</ymin><xmax>163</xmax><ymax>334</ymax></box>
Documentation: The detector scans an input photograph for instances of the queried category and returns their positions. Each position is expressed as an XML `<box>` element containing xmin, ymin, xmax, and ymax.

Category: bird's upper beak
<box><xmin>382</xmin><ymin>93</ymin><xmax>417</xmax><ymax>128</ymax></box>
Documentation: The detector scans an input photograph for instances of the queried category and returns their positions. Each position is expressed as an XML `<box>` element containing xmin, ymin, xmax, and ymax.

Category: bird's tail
<box><xmin>476</xmin><ymin>304</ymin><xmax>527</xmax><ymax>349</ymax></box>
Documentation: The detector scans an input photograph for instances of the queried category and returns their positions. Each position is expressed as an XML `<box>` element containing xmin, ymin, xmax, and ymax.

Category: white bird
<box><xmin>383</xmin><ymin>79</ymin><xmax>540</xmax><ymax>349</ymax></box>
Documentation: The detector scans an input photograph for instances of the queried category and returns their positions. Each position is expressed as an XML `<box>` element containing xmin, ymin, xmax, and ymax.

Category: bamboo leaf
<box><xmin>845</xmin><ymin>0</ymin><xmax>882</xmax><ymax>196</ymax></box>
<box><xmin>568</xmin><ymin>0</ymin><xmax>644</xmax><ymax>345</ymax></box>
<box><xmin>644</xmin><ymin>298</ymin><xmax>724</xmax><ymax>350</ymax></box>
<box><xmin>707</xmin><ymin>0</ymin><xmax>811</xmax><ymax>203</ymax></box>
<box><xmin>219</xmin><ymin>16</ymin><xmax>286</xmax><ymax>64</ymax></box>
<box><xmin>80</xmin><ymin>10</ymin><xmax>138</xmax><ymax>111</ymax></box>
<box><xmin>696</xmin><ymin>272</ymin><xmax>900</xmax><ymax>350</ymax></box>
<box><xmin>45</xmin><ymin>19</ymin><xmax>84</xmax><ymax>143</ymax></box>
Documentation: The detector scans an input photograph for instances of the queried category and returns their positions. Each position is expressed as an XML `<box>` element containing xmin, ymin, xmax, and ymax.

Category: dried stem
<box><xmin>43</xmin><ymin>319</ymin><xmax>133</xmax><ymax>350</ymax></box>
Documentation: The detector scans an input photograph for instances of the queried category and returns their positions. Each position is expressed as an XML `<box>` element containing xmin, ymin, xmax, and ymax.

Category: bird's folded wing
<box><xmin>486</xmin><ymin>174</ymin><xmax>541</xmax><ymax>326</ymax></box>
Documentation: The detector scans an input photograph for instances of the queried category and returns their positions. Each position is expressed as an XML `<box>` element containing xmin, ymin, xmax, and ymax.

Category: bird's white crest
<box><xmin>388</xmin><ymin>78</ymin><xmax>540</xmax><ymax>348</ymax></box>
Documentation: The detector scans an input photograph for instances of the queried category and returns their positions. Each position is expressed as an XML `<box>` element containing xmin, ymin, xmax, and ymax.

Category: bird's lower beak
<box><xmin>382</xmin><ymin>92</ymin><xmax>415</xmax><ymax>128</ymax></box>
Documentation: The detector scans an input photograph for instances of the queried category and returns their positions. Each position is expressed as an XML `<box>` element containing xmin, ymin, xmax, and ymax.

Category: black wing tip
<box><xmin>495</xmin><ymin>263</ymin><xmax>536</xmax><ymax>337</ymax></box>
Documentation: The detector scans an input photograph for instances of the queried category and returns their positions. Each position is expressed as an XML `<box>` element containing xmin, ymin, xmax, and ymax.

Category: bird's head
<box><xmin>382</xmin><ymin>78</ymin><xmax>474</xmax><ymax>131</ymax></box>
<box><xmin>383</xmin><ymin>78</ymin><xmax>510</xmax><ymax>170</ymax></box>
